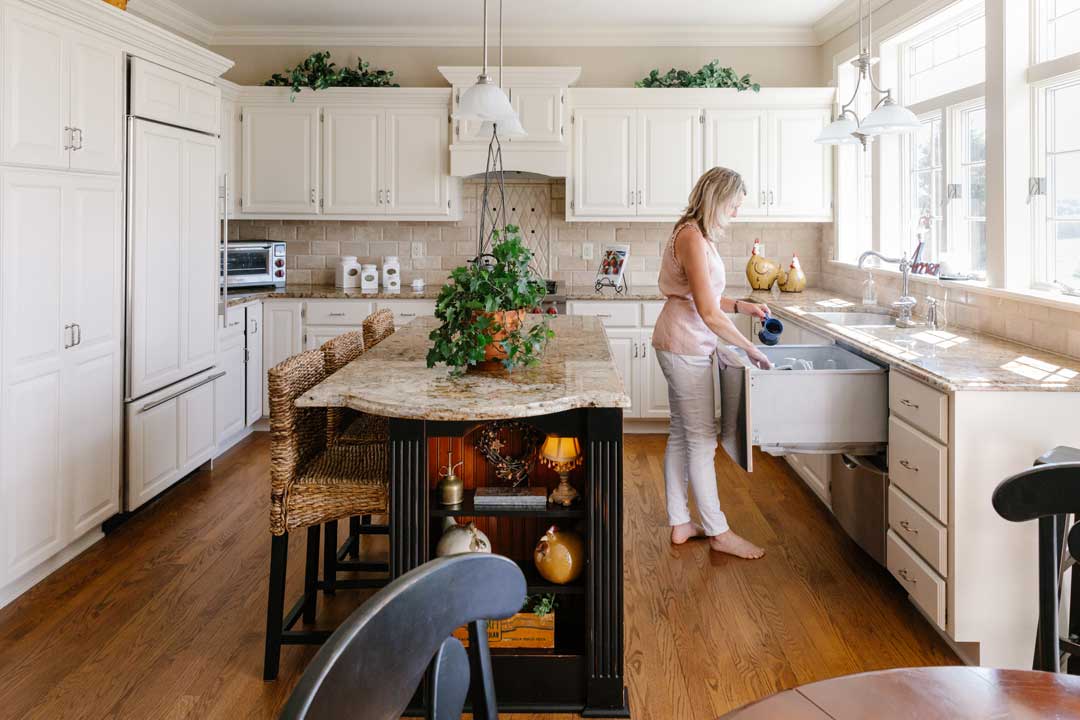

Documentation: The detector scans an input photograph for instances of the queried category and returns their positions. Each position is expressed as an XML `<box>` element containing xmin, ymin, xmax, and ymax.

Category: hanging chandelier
<box><xmin>455</xmin><ymin>0</ymin><xmax>521</xmax><ymax>128</ymax></box>
<box><xmin>816</xmin><ymin>0</ymin><xmax>921</xmax><ymax>147</ymax></box>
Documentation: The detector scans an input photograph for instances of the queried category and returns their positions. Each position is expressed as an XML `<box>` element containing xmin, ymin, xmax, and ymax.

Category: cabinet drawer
<box><xmin>888</xmin><ymin>416</ymin><xmax>948</xmax><ymax>524</ymax></box>
<box><xmin>641</xmin><ymin>301</ymin><xmax>664</xmax><ymax>327</ymax></box>
<box><xmin>304</xmin><ymin>300</ymin><xmax>374</xmax><ymax>326</ymax></box>
<box><xmin>890</xmin><ymin>372</ymin><xmax>948</xmax><ymax>443</ymax></box>
<box><xmin>888</xmin><ymin>485</ymin><xmax>947</xmax><ymax>575</ymax></box>
<box><xmin>566</xmin><ymin>301</ymin><xmax>640</xmax><ymax>328</ymax></box>
<box><xmin>887</xmin><ymin>530</ymin><xmax>946</xmax><ymax>629</ymax></box>
<box><xmin>376</xmin><ymin>299</ymin><xmax>436</xmax><ymax>327</ymax></box>
<box><xmin>218</xmin><ymin>305</ymin><xmax>245</xmax><ymax>341</ymax></box>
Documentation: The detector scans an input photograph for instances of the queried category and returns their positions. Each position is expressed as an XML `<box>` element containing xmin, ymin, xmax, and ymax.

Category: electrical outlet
<box><xmin>582</xmin><ymin>242</ymin><xmax>594</xmax><ymax>261</ymax></box>
<box><xmin>411</xmin><ymin>241</ymin><xmax>424</xmax><ymax>259</ymax></box>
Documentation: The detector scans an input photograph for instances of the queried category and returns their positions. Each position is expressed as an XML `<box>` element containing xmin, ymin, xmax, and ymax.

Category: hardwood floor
<box><xmin>0</xmin><ymin>433</ymin><xmax>958</xmax><ymax>719</ymax></box>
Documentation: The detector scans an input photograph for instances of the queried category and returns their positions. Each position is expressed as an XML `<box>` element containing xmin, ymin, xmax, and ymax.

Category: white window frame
<box><xmin>947</xmin><ymin>98</ymin><xmax>988</xmax><ymax>273</ymax></box>
<box><xmin>897</xmin><ymin>3</ymin><xmax>986</xmax><ymax>107</ymax></box>
<box><xmin>898</xmin><ymin>110</ymin><xmax>945</xmax><ymax>264</ymax></box>
<box><xmin>1035</xmin><ymin>0</ymin><xmax>1080</xmax><ymax>63</ymax></box>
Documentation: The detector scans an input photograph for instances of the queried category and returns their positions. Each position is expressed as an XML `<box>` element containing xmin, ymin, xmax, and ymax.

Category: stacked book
<box><xmin>473</xmin><ymin>486</ymin><xmax>549</xmax><ymax>509</ymax></box>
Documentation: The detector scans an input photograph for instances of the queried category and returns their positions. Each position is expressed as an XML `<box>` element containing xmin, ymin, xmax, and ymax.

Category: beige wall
<box><xmin>212</xmin><ymin>45</ymin><xmax>823</xmax><ymax>88</ymax></box>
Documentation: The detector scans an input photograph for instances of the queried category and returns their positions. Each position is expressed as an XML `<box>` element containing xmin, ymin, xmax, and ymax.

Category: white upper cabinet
<box><xmin>509</xmin><ymin>86</ymin><xmax>563</xmax><ymax>142</ymax></box>
<box><xmin>386</xmin><ymin>107</ymin><xmax>449</xmax><ymax>215</ymax></box>
<box><xmin>323</xmin><ymin>107</ymin><xmax>383</xmax><ymax>215</ymax></box>
<box><xmin>1</xmin><ymin>6</ymin><xmax>122</xmax><ymax>174</ymax></box>
<box><xmin>130</xmin><ymin>58</ymin><xmax>220</xmax><ymax>135</ymax></box>
<box><xmin>573</xmin><ymin>107</ymin><xmax>636</xmax><ymax>217</ymax></box>
<box><xmin>637</xmin><ymin>108</ymin><xmax>701</xmax><ymax>217</ymax></box>
<box><xmin>704</xmin><ymin>110</ymin><xmax>767</xmax><ymax>218</ymax></box>
<box><xmin>241</xmin><ymin>105</ymin><xmax>320</xmax><ymax>214</ymax></box>
<box><xmin>768</xmin><ymin>109</ymin><xmax>832</xmax><ymax>220</ymax></box>
<box><xmin>218</xmin><ymin>95</ymin><xmax>242</xmax><ymax>217</ymax></box>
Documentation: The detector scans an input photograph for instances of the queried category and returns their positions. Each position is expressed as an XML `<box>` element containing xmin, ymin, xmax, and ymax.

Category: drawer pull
<box><xmin>595</xmin><ymin>313</ymin><xmax>612</xmax><ymax>318</ymax></box>
<box><xmin>328</xmin><ymin>312</ymin><xmax>346</xmax><ymax>317</ymax></box>
<box><xmin>899</xmin><ymin>459</ymin><xmax>919</xmax><ymax>472</ymax></box>
<box><xmin>900</xmin><ymin>398</ymin><xmax>920</xmax><ymax>410</ymax></box>
<box><xmin>899</xmin><ymin>520</ymin><xmax>919</xmax><ymax>535</ymax></box>
<box><xmin>898</xmin><ymin>568</ymin><xmax>918</xmax><ymax>585</ymax></box>
<box><xmin>400</xmin><ymin>312</ymin><xmax>416</xmax><ymax>317</ymax></box>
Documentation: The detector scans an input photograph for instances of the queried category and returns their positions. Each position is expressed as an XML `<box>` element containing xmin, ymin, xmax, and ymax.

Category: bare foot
<box><xmin>670</xmin><ymin>522</ymin><xmax>707</xmax><ymax>545</ymax></box>
<box><xmin>709</xmin><ymin>530</ymin><xmax>765</xmax><ymax>559</ymax></box>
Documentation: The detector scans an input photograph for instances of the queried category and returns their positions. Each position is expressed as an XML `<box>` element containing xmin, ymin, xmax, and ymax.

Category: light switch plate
<box><xmin>582</xmin><ymin>242</ymin><xmax>594</xmax><ymax>261</ymax></box>
<box><xmin>411</xmin><ymin>241</ymin><xmax>424</xmax><ymax>259</ymax></box>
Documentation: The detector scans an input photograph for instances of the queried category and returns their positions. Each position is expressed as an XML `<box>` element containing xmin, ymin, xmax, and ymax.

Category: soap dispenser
<box><xmin>861</xmin><ymin>271</ymin><xmax>878</xmax><ymax>306</ymax></box>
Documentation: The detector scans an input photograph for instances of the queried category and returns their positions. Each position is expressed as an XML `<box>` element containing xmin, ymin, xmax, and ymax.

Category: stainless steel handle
<box><xmin>328</xmin><ymin>312</ymin><xmax>346</xmax><ymax>317</ymax></box>
<box><xmin>633</xmin><ymin>342</ymin><xmax>639</xmax><ymax>358</ymax></box>
<box><xmin>139</xmin><ymin>371</ymin><xmax>226</xmax><ymax>413</ymax></box>
<box><xmin>595</xmin><ymin>313</ymin><xmax>612</xmax><ymax>318</ymax></box>
<box><xmin>378</xmin><ymin>189</ymin><xmax>383</xmax><ymax>205</ymax></box>
<box><xmin>760</xmin><ymin>191</ymin><xmax>766</xmax><ymax>206</ymax></box>
<box><xmin>900</xmin><ymin>398</ymin><xmax>920</xmax><ymax>410</ymax></box>
<box><xmin>899</xmin><ymin>459</ymin><xmax>919</xmax><ymax>472</ymax></box>
<box><xmin>220</xmin><ymin>173</ymin><xmax>230</xmax><ymax>319</ymax></box>
<box><xmin>63</xmin><ymin>126</ymin><xmax>73</xmax><ymax>151</ymax></box>
<box><xmin>386</xmin><ymin>188</ymin><xmax>391</xmax><ymax>205</ymax></box>
<box><xmin>310</xmin><ymin>188</ymin><xmax>316</xmax><ymax>204</ymax></box>
<box><xmin>73</xmin><ymin>127</ymin><xmax>83</xmax><ymax>150</ymax></box>
<box><xmin>250</xmin><ymin>318</ymin><xmax>259</xmax><ymax>334</ymax></box>
<box><xmin>641</xmin><ymin>342</ymin><xmax>647</xmax><ymax>359</ymax></box>
<box><xmin>64</xmin><ymin>323</ymin><xmax>74</xmax><ymax>349</ymax></box>
<box><xmin>637</xmin><ymin>190</ymin><xmax>643</xmax><ymax>205</ymax></box>
<box><xmin>629</xmin><ymin>190</ymin><xmax>634</xmax><ymax>206</ymax></box>
<box><xmin>897</xmin><ymin>568</ymin><xmax>917</xmax><ymax>585</ymax></box>
<box><xmin>74</xmin><ymin>323</ymin><xmax>81</xmax><ymax>346</ymax></box>
<box><xmin>400</xmin><ymin>312</ymin><xmax>417</xmax><ymax>317</ymax></box>
<box><xmin>768</xmin><ymin>190</ymin><xmax>774</xmax><ymax>206</ymax></box>
<box><xmin>899</xmin><ymin>520</ymin><xmax>919</xmax><ymax>535</ymax></box>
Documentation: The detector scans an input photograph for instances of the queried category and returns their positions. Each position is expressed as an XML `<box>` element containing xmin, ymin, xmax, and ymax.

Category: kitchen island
<box><xmin>298</xmin><ymin>315</ymin><xmax>632</xmax><ymax>717</ymax></box>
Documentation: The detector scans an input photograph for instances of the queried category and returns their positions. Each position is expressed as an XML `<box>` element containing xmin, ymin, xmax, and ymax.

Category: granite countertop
<box><xmin>744</xmin><ymin>288</ymin><xmax>1080</xmax><ymax>393</ymax></box>
<box><xmin>296</xmin><ymin>315</ymin><xmax>632</xmax><ymax>420</ymax></box>
<box><xmin>227</xmin><ymin>283</ymin><xmax>666</xmax><ymax>306</ymax></box>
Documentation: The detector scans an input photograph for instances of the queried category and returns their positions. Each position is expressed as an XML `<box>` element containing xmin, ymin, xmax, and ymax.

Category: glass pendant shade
<box><xmin>478</xmin><ymin>113</ymin><xmax>527</xmax><ymax>138</ymax></box>
<box><xmin>455</xmin><ymin>76</ymin><xmax>515</xmax><ymax>121</ymax></box>
<box><xmin>859</xmin><ymin>101</ymin><xmax>921</xmax><ymax>136</ymax></box>
<box><xmin>815</xmin><ymin>117</ymin><xmax>862</xmax><ymax>145</ymax></box>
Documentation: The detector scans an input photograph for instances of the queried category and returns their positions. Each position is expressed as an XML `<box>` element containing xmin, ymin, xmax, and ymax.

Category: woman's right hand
<box><xmin>746</xmin><ymin>346</ymin><xmax>772</xmax><ymax>370</ymax></box>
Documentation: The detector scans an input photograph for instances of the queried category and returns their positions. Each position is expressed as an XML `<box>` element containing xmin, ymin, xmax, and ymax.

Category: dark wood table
<box><xmin>718</xmin><ymin>667</ymin><xmax>1080</xmax><ymax>719</ymax></box>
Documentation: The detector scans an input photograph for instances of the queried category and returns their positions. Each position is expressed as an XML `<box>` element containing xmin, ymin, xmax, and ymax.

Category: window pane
<box><xmin>913</xmin><ymin>41</ymin><xmax>934</xmax><ymax>72</ymax></box>
<box><xmin>1057</xmin><ymin>0</ymin><xmax>1080</xmax><ymax>16</ymax></box>
<box><xmin>1052</xmin><ymin>9</ymin><xmax>1080</xmax><ymax>59</ymax></box>
<box><xmin>970</xmin><ymin>220</ymin><xmax>987</xmax><ymax>272</ymax></box>
<box><xmin>903</xmin><ymin>3</ymin><xmax>985</xmax><ymax>104</ymax></box>
<box><xmin>1054</xmin><ymin>152</ymin><xmax>1080</xmax><ymax>217</ymax></box>
<box><xmin>915</xmin><ymin>123</ymin><xmax>934</xmax><ymax>169</ymax></box>
<box><xmin>1052</xmin><ymin>83</ymin><xmax>1080</xmax><ymax>153</ymax></box>
<box><xmin>968</xmin><ymin>165</ymin><xmax>987</xmax><ymax>217</ymax></box>
<box><xmin>957</xmin><ymin>16</ymin><xmax>984</xmax><ymax>54</ymax></box>
<box><xmin>967</xmin><ymin>108</ymin><xmax>986</xmax><ymax>162</ymax></box>
<box><xmin>1055</xmin><ymin>221</ymin><xmax>1080</xmax><ymax>284</ymax></box>
<box><xmin>934</xmin><ymin>29</ymin><xmax>959</xmax><ymax>63</ymax></box>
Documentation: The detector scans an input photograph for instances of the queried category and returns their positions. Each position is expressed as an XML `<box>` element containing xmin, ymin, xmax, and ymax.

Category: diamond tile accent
<box><xmin>481</xmin><ymin>183</ymin><xmax>552</xmax><ymax>278</ymax></box>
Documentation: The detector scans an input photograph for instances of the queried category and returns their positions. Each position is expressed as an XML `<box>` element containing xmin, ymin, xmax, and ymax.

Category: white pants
<box><xmin>656</xmin><ymin>350</ymin><xmax>729</xmax><ymax>536</ymax></box>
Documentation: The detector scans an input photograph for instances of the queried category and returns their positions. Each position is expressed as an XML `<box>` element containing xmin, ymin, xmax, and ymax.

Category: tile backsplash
<box><xmin>230</xmin><ymin>179</ymin><xmax>824</xmax><ymax>292</ymax></box>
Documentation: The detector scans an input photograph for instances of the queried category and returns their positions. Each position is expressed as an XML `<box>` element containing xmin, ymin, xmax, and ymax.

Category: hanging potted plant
<box><xmin>426</xmin><ymin>226</ymin><xmax>554</xmax><ymax>374</ymax></box>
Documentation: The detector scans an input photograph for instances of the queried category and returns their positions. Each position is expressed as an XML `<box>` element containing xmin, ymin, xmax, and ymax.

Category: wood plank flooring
<box><xmin>0</xmin><ymin>433</ymin><xmax>958</xmax><ymax>719</ymax></box>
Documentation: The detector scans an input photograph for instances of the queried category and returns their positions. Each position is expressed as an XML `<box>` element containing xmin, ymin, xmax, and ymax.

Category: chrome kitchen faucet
<box><xmin>857</xmin><ymin>250</ymin><xmax>918</xmax><ymax>328</ymax></box>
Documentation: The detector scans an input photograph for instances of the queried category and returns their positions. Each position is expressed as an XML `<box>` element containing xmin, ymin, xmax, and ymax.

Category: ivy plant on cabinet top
<box><xmin>264</xmin><ymin>51</ymin><xmax>399</xmax><ymax>99</ymax></box>
<box><xmin>635</xmin><ymin>60</ymin><xmax>760</xmax><ymax>91</ymax></box>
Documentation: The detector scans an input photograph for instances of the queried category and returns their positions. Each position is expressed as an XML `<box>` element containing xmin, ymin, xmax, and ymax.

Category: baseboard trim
<box><xmin>0</xmin><ymin>528</ymin><xmax>104</xmax><ymax>610</ymax></box>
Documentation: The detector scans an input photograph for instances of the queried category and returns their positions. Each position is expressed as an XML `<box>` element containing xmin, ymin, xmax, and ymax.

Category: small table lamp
<box><xmin>540</xmin><ymin>436</ymin><xmax>582</xmax><ymax>506</ymax></box>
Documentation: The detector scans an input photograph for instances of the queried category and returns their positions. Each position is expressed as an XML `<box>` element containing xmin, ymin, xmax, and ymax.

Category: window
<box><xmin>952</xmin><ymin>105</ymin><xmax>987</xmax><ymax>273</ymax></box>
<box><xmin>1039</xmin><ymin>0</ymin><xmax>1080</xmax><ymax>62</ymax></box>
<box><xmin>1035</xmin><ymin>77</ymin><xmax>1080</xmax><ymax>287</ymax></box>
<box><xmin>905</xmin><ymin>114</ymin><xmax>944</xmax><ymax>263</ymax></box>
<box><xmin>905</xmin><ymin>12</ymin><xmax>985</xmax><ymax>104</ymax></box>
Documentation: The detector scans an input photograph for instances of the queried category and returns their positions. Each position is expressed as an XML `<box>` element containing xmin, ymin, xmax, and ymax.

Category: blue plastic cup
<box><xmin>757</xmin><ymin>313</ymin><xmax>784</xmax><ymax>346</ymax></box>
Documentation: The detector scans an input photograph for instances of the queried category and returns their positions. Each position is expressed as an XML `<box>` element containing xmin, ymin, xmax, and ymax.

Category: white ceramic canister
<box><xmin>382</xmin><ymin>255</ymin><xmax>401</xmax><ymax>291</ymax></box>
<box><xmin>335</xmin><ymin>256</ymin><xmax>362</xmax><ymax>289</ymax></box>
<box><xmin>360</xmin><ymin>264</ymin><xmax>379</xmax><ymax>292</ymax></box>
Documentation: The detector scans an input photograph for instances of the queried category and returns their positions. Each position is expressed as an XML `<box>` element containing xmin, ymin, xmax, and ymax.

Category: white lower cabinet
<box><xmin>602</xmin><ymin>329</ymin><xmax>642</xmax><ymax>418</ymax></box>
<box><xmin>375</xmin><ymin>299</ymin><xmax>437</xmax><ymax>327</ymax></box>
<box><xmin>786</xmin><ymin>453</ymin><xmax>831</xmax><ymax>504</ymax></box>
<box><xmin>214</xmin><ymin>311</ymin><xmax>247</xmax><ymax>447</ymax></box>
<box><xmin>262</xmin><ymin>300</ymin><xmax>305</xmax><ymax>410</ymax></box>
<box><xmin>245</xmin><ymin>302</ymin><xmax>263</xmax><ymax>426</ymax></box>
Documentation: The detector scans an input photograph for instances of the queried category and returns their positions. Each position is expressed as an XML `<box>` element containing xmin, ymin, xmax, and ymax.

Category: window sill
<box><xmin>826</xmin><ymin>260</ymin><xmax>1080</xmax><ymax>313</ymax></box>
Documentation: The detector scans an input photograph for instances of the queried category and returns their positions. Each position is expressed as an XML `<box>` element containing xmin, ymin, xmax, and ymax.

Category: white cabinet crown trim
<box><xmin>232</xmin><ymin>86</ymin><xmax>452</xmax><ymax>107</ymax></box>
<box><xmin>438</xmin><ymin>66</ymin><xmax>582</xmax><ymax>87</ymax></box>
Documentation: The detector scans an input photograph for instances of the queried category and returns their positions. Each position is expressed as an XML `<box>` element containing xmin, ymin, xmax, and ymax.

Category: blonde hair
<box><xmin>675</xmin><ymin>167</ymin><xmax>746</xmax><ymax>240</ymax></box>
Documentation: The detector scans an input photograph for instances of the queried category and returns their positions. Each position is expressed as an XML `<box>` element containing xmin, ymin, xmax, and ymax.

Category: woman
<box><xmin>651</xmin><ymin>167</ymin><xmax>771</xmax><ymax>560</ymax></box>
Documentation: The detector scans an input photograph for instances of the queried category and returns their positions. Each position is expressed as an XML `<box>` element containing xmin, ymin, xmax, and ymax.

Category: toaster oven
<box><xmin>224</xmin><ymin>241</ymin><xmax>286</xmax><ymax>288</ymax></box>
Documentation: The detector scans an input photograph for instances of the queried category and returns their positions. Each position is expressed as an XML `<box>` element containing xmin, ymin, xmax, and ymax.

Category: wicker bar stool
<box><xmin>264</xmin><ymin>349</ymin><xmax>389</xmax><ymax>682</ymax></box>
<box><xmin>362</xmin><ymin>307</ymin><xmax>395</xmax><ymax>350</ymax></box>
<box><xmin>319</xmin><ymin>330</ymin><xmax>390</xmax><ymax>594</ymax></box>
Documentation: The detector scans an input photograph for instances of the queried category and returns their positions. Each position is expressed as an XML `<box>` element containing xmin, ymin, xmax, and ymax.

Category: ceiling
<box><xmin>128</xmin><ymin>0</ymin><xmax>864</xmax><ymax>47</ymax></box>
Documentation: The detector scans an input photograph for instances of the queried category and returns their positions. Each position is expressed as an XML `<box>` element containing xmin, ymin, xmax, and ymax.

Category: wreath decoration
<box><xmin>474</xmin><ymin>420</ymin><xmax>544</xmax><ymax>488</ymax></box>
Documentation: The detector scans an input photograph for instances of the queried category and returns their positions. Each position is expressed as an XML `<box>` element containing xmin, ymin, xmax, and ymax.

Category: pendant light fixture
<box><xmin>455</xmin><ymin>0</ymin><xmax>518</xmax><ymax>123</ymax></box>
<box><xmin>476</xmin><ymin>0</ymin><xmax>526</xmax><ymax>137</ymax></box>
<box><xmin>816</xmin><ymin>0</ymin><xmax>920</xmax><ymax>148</ymax></box>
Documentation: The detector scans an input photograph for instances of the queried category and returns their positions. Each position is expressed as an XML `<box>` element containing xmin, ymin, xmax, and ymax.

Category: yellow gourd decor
<box><xmin>779</xmin><ymin>254</ymin><xmax>807</xmax><ymax>293</ymax></box>
<box><xmin>745</xmin><ymin>239</ymin><xmax>781</xmax><ymax>290</ymax></box>
<box><xmin>533</xmin><ymin>526</ymin><xmax>585</xmax><ymax>585</ymax></box>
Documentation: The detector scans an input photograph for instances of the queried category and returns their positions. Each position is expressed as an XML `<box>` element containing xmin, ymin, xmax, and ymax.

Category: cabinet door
<box><xmin>572</xmin><ymin>108</ymin><xmax>636</xmax><ymax>217</ymax></box>
<box><xmin>0</xmin><ymin>170</ymin><xmax>66</xmax><ymax>581</ymax></box>
<box><xmin>640</xmin><ymin>332</ymin><xmax>671</xmax><ymax>419</ymax></box>
<box><xmin>219</xmin><ymin>98</ymin><xmax>242</xmax><ymax>217</ymax></box>
<box><xmin>1</xmin><ymin>7</ymin><xmax>69</xmax><ymax>169</ymax></box>
<box><xmin>704</xmin><ymin>110</ymin><xmax>767</xmax><ymax>218</ymax></box>
<box><xmin>768</xmin><ymin>109</ymin><xmax>833</xmax><ymax>220</ymax></box>
<box><xmin>68</xmin><ymin>37</ymin><xmax>123</xmax><ymax>174</ymax></box>
<box><xmin>510</xmin><ymin>87</ymin><xmax>562</xmax><ymax>143</ymax></box>
<box><xmin>241</xmin><ymin>105</ymin><xmax>320</xmax><ymax>214</ymax></box>
<box><xmin>64</xmin><ymin>175</ymin><xmax>123</xmax><ymax>534</ymax></box>
<box><xmin>214</xmin><ymin>333</ymin><xmax>247</xmax><ymax>446</ymax></box>
<box><xmin>637</xmin><ymin>108</ymin><xmax>701</xmax><ymax>217</ymax></box>
<box><xmin>386</xmin><ymin>107</ymin><xmax>448</xmax><ymax>216</ymax></box>
<box><xmin>262</xmin><ymin>301</ymin><xmax>304</xmax><ymax>409</ymax></box>
<box><xmin>323</xmin><ymin>107</ymin><xmax>384</xmax><ymax>215</ymax></box>
<box><xmin>129</xmin><ymin>58</ymin><xmax>220</xmax><ymax>135</ymax></box>
<box><xmin>787</xmin><ymin>453</ymin><xmax>831</xmax><ymax>505</ymax></box>
<box><xmin>125</xmin><ymin>394</ymin><xmax>180</xmax><ymax>510</ymax></box>
<box><xmin>245</xmin><ymin>302</ymin><xmax>263</xmax><ymax>425</ymax></box>
<box><xmin>180</xmin><ymin>379</ymin><xmax>216</xmax><ymax>467</ymax></box>
<box><xmin>605</xmin><ymin>329</ymin><xmax>640</xmax><ymax>419</ymax></box>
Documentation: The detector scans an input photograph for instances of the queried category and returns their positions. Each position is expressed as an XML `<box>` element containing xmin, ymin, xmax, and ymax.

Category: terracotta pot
<box><xmin>472</xmin><ymin>309</ymin><xmax>526</xmax><ymax>371</ymax></box>
<box><xmin>533</xmin><ymin>525</ymin><xmax>585</xmax><ymax>585</ymax></box>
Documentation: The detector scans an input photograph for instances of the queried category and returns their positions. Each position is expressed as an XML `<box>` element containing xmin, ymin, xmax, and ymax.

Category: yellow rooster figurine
<box><xmin>778</xmin><ymin>254</ymin><xmax>807</xmax><ymax>293</ymax></box>
<box><xmin>745</xmin><ymin>239</ymin><xmax>781</xmax><ymax>290</ymax></box>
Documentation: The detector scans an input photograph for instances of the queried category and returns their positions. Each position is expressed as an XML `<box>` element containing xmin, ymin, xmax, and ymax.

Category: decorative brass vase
<box><xmin>436</xmin><ymin>449</ymin><xmax>464</xmax><ymax>506</ymax></box>
<box><xmin>534</xmin><ymin>526</ymin><xmax>585</xmax><ymax>585</ymax></box>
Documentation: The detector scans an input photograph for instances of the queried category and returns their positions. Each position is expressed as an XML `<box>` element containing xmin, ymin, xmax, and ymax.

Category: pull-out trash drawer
<box><xmin>717</xmin><ymin>345</ymin><xmax>888</xmax><ymax>472</ymax></box>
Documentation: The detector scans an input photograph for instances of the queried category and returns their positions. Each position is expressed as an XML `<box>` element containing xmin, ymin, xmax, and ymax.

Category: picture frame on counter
<box><xmin>595</xmin><ymin>244</ymin><xmax>630</xmax><ymax>294</ymax></box>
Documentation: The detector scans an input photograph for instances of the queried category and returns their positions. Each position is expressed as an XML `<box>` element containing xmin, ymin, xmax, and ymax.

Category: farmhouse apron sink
<box><xmin>716</xmin><ymin>345</ymin><xmax>888</xmax><ymax>472</ymax></box>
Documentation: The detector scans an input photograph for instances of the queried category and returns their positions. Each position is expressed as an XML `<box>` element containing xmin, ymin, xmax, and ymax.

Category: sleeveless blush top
<box><xmin>651</xmin><ymin>223</ymin><xmax>727</xmax><ymax>357</ymax></box>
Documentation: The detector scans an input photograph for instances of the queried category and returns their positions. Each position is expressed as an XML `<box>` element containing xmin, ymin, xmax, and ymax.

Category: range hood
<box><xmin>439</xmin><ymin>66</ymin><xmax>580</xmax><ymax>178</ymax></box>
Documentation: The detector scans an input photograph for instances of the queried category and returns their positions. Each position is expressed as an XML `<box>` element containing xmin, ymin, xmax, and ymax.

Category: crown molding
<box><xmin>438</xmin><ymin>66</ymin><xmax>582</xmax><ymax>87</ymax></box>
<box><xmin>813</xmin><ymin>0</ymin><xmax>891</xmax><ymax>44</ymax></box>
<box><xmin>126</xmin><ymin>0</ymin><xmax>215</xmax><ymax>44</ymax></box>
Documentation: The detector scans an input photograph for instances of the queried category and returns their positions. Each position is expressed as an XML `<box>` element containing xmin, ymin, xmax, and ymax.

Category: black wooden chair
<box><xmin>279</xmin><ymin>553</ymin><xmax>526</xmax><ymax>720</ymax></box>
<box><xmin>992</xmin><ymin>446</ymin><xmax>1080</xmax><ymax>672</ymax></box>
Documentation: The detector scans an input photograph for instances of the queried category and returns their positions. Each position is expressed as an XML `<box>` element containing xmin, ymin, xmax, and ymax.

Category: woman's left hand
<box><xmin>737</xmin><ymin>300</ymin><xmax>769</xmax><ymax>320</ymax></box>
